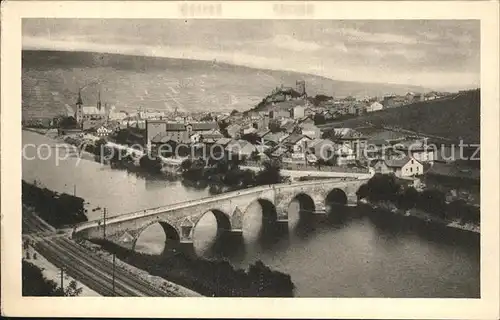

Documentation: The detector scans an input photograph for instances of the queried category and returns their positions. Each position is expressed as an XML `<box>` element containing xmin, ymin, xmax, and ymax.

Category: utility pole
<box><xmin>60</xmin><ymin>267</ymin><xmax>65</xmax><ymax>295</ymax></box>
<box><xmin>103</xmin><ymin>208</ymin><xmax>107</xmax><ymax>239</ymax></box>
<box><xmin>112</xmin><ymin>253</ymin><xmax>116</xmax><ymax>296</ymax></box>
<box><xmin>73</xmin><ymin>184</ymin><xmax>76</xmax><ymax>196</ymax></box>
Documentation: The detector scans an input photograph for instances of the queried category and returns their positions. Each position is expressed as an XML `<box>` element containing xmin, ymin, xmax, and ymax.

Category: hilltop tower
<box><xmin>75</xmin><ymin>88</ymin><xmax>83</xmax><ymax>125</ymax></box>
<box><xmin>296</xmin><ymin>80</ymin><xmax>306</xmax><ymax>97</ymax></box>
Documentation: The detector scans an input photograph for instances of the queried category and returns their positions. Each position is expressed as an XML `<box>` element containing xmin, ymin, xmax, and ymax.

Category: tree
<box><xmin>215</xmin><ymin>157</ymin><xmax>230</xmax><ymax>173</ymax></box>
<box><xmin>64</xmin><ymin>280</ymin><xmax>84</xmax><ymax>296</ymax></box>
<box><xmin>58</xmin><ymin>116</ymin><xmax>78</xmax><ymax>129</ymax></box>
<box><xmin>268</xmin><ymin>119</ymin><xmax>282</xmax><ymax>133</ymax></box>
<box><xmin>218</xmin><ymin>121</ymin><xmax>229</xmax><ymax>137</ymax></box>
<box><xmin>356</xmin><ymin>183</ymin><xmax>370</xmax><ymax>200</ymax></box>
<box><xmin>228</xmin><ymin>156</ymin><xmax>242</xmax><ymax>171</ymax></box>
<box><xmin>256</xmin><ymin>160</ymin><xmax>282</xmax><ymax>185</ymax></box>
<box><xmin>241</xmin><ymin>133</ymin><xmax>260</xmax><ymax>145</ymax></box>
<box><xmin>22</xmin><ymin>260</ymin><xmax>82</xmax><ymax>296</ymax></box>
<box><xmin>250</xmin><ymin>150</ymin><xmax>260</xmax><ymax>162</ymax></box>
<box><xmin>397</xmin><ymin>187</ymin><xmax>420</xmax><ymax>210</ymax></box>
<box><xmin>418</xmin><ymin>189</ymin><xmax>447</xmax><ymax>219</ymax></box>
<box><xmin>230</xmin><ymin>109</ymin><xmax>239</xmax><ymax>115</ymax></box>
<box><xmin>139</xmin><ymin>155</ymin><xmax>163</xmax><ymax>173</ymax></box>
<box><xmin>181</xmin><ymin>159</ymin><xmax>193</xmax><ymax>171</ymax></box>
<box><xmin>94</xmin><ymin>138</ymin><xmax>111</xmax><ymax>159</ymax></box>
<box><xmin>321</xmin><ymin>129</ymin><xmax>344</xmax><ymax>142</ymax></box>
<box><xmin>363</xmin><ymin>173</ymin><xmax>401</xmax><ymax>202</ymax></box>
<box><xmin>313</xmin><ymin>113</ymin><xmax>326</xmax><ymax>125</ymax></box>
<box><xmin>446</xmin><ymin>199</ymin><xmax>467</xmax><ymax>221</ymax></box>
<box><xmin>240</xmin><ymin>169</ymin><xmax>257</xmax><ymax>187</ymax></box>
<box><xmin>447</xmin><ymin>199</ymin><xmax>479</xmax><ymax>224</ymax></box>
<box><xmin>200</xmin><ymin>114</ymin><xmax>214</xmax><ymax>121</ymax></box>
<box><xmin>23</xmin><ymin>260</ymin><xmax>59</xmax><ymax>296</ymax></box>
<box><xmin>224</xmin><ymin>168</ymin><xmax>245</xmax><ymax>186</ymax></box>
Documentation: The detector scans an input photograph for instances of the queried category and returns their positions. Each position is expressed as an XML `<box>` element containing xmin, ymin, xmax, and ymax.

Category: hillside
<box><xmin>319</xmin><ymin>90</ymin><xmax>480</xmax><ymax>144</ymax></box>
<box><xmin>22</xmin><ymin>50</ymin><xmax>429</xmax><ymax>119</ymax></box>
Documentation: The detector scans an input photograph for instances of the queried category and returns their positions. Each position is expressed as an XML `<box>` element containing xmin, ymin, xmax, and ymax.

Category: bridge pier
<box><xmin>276</xmin><ymin>207</ymin><xmax>288</xmax><ymax>221</ymax></box>
<box><xmin>178</xmin><ymin>241</ymin><xmax>195</xmax><ymax>257</ymax></box>
<box><xmin>273</xmin><ymin>206</ymin><xmax>288</xmax><ymax>233</ymax></box>
<box><xmin>313</xmin><ymin>202</ymin><xmax>327</xmax><ymax>215</ymax></box>
<box><xmin>225</xmin><ymin>229</ymin><xmax>243</xmax><ymax>236</ymax></box>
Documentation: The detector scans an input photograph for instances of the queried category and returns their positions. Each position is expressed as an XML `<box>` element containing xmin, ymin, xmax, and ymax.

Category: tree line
<box><xmin>22</xmin><ymin>180</ymin><xmax>88</xmax><ymax>228</ymax></box>
<box><xmin>181</xmin><ymin>157</ymin><xmax>283</xmax><ymax>190</ymax></box>
<box><xmin>22</xmin><ymin>260</ymin><xmax>82</xmax><ymax>296</ymax></box>
<box><xmin>356</xmin><ymin>174</ymin><xmax>479</xmax><ymax>225</ymax></box>
<box><xmin>93</xmin><ymin>240</ymin><xmax>295</xmax><ymax>297</ymax></box>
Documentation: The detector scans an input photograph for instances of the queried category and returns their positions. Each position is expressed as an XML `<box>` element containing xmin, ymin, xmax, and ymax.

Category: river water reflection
<box><xmin>22</xmin><ymin>130</ymin><xmax>480</xmax><ymax>297</ymax></box>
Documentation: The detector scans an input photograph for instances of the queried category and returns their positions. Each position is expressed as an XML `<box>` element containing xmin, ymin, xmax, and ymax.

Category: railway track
<box><xmin>33</xmin><ymin>237</ymin><xmax>173</xmax><ymax>297</ymax></box>
<box><xmin>23</xmin><ymin>209</ymin><xmax>174</xmax><ymax>296</ymax></box>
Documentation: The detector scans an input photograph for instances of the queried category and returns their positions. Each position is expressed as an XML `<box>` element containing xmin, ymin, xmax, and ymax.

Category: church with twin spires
<box><xmin>74</xmin><ymin>89</ymin><xmax>108</xmax><ymax>128</ymax></box>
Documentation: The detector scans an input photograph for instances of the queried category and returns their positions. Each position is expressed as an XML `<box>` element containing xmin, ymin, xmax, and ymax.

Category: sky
<box><xmin>22</xmin><ymin>19</ymin><xmax>480</xmax><ymax>91</ymax></box>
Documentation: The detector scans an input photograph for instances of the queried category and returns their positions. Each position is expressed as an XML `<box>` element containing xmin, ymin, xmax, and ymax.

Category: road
<box><xmin>22</xmin><ymin>208</ymin><xmax>175</xmax><ymax>297</ymax></box>
<box><xmin>240</xmin><ymin>165</ymin><xmax>372</xmax><ymax>180</ymax></box>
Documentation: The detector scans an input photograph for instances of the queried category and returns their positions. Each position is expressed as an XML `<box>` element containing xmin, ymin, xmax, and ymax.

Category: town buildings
<box><xmin>291</xmin><ymin>105</ymin><xmax>305</xmax><ymax>119</ymax></box>
<box><xmin>146</xmin><ymin>119</ymin><xmax>219</xmax><ymax>150</ymax></box>
<box><xmin>393</xmin><ymin>139</ymin><xmax>436</xmax><ymax>163</ymax></box>
<box><xmin>367</xmin><ymin>101</ymin><xmax>383</xmax><ymax>113</ymax></box>
<box><xmin>307</xmin><ymin>139</ymin><xmax>336</xmax><ymax>163</ymax></box>
<box><xmin>372</xmin><ymin>156</ymin><xmax>424</xmax><ymax>177</ymax></box>
<box><xmin>300</xmin><ymin>122</ymin><xmax>322</xmax><ymax>139</ymax></box>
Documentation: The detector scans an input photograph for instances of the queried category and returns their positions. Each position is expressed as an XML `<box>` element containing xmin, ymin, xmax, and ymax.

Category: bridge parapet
<box><xmin>73</xmin><ymin>177</ymin><xmax>369</xmax><ymax>252</ymax></box>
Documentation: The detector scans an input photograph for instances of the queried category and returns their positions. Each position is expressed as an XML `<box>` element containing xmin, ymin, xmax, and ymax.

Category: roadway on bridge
<box><xmin>23</xmin><ymin>209</ymin><xmax>176</xmax><ymax>297</ymax></box>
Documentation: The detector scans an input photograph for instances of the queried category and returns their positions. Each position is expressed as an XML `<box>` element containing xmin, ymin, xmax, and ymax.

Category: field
<box><xmin>319</xmin><ymin>89</ymin><xmax>480</xmax><ymax>144</ymax></box>
<box><xmin>22</xmin><ymin>50</ymin><xmax>428</xmax><ymax>119</ymax></box>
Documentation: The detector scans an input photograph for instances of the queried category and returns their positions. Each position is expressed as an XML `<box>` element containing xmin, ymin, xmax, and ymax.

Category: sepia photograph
<box><xmin>1</xmin><ymin>1</ymin><xmax>499</xmax><ymax>319</ymax></box>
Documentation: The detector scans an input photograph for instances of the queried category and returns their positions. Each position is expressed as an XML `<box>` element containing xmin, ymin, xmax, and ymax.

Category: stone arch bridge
<box><xmin>73</xmin><ymin>178</ymin><xmax>368</xmax><ymax>251</ymax></box>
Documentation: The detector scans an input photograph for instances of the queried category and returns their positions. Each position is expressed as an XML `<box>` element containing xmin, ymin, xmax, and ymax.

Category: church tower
<box><xmin>97</xmin><ymin>90</ymin><xmax>102</xmax><ymax>111</ymax></box>
<box><xmin>75</xmin><ymin>88</ymin><xmax>83</xmax><ymax>125</ymax></box>
<box><xmin>97</xmin><ymin>89</ymin><xmax>107</xmax><ymax>120</ymax></box>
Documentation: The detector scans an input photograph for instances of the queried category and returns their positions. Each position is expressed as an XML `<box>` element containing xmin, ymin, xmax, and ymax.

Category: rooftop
<box><xmin>283</xmin><ymin>133</ymin><xmax>308</xmax><ymax>145</ymax></box>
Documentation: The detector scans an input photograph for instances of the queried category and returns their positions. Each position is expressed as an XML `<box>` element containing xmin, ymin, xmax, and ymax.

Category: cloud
<box><xmin>22</xmin><ymin>19</ymin><xmax>480</xmax><ymax>90</ymax></box>
<box><xmin>270</xmin><ymin>34</ymin><xmax>322</xmax><ymax>52</ymax></box>
<box><xmin>330</xmin><ymin>27</ymin><xmax>421</xmax><ymax>45</ymax></box>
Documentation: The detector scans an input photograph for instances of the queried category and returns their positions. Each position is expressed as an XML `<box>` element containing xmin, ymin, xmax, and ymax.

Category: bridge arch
<box><xmin>325</xmin><ymin>188</ymin><xmax>348</xmax><ymax>212</ymax></box>
<box><xmin>199</xmin><ymin>209</ymin><xmax>232</xmax><ymax>230</ymax></box>
<box><xmin>192</xmin><ymin>209</ymin><xmax>232</xmax><ymax>240</ymax></box>
<box><xmin>133</xmin><ymin>220</ymin><xmax>181</xmax><ymax>253</ymax></box>
<box><xmin>243</xmin><ymin>198</ymin><xmax>278</xmax><ymax>224</ymax></box>
<box><xmin>290</xmin><ymin>192</ymin><xmax>316</xmax><ymax>214</ymax></box>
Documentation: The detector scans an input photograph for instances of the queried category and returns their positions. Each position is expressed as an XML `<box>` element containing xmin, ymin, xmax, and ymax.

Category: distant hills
<box><xmin>319</xmin><ymin>89</ymin><xmax>480</xmax><ymax>144</ymax></box>
<box><xmin>22</xmin><ymin>50</ymin><xmax>431</xmax><ymax>118</ymax></box>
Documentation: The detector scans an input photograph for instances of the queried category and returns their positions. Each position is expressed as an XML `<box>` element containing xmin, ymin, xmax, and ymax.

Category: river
<box><xmin>22</xmin><ymin>130</ymin><xmax>480</xmax><ymax>297</ymax></box>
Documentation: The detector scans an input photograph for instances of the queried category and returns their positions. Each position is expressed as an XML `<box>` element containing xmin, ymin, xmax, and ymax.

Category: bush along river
<box><xmin>23</xmin><ymin>130</ymin><xmax>480</xmax><ymax>297</ymax></box>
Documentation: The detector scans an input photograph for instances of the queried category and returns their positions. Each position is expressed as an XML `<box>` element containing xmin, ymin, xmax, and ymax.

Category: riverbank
<box><xmin>88</xmin><ymin>238</ymin><xmax>295</xmax><ymax>297</ymax></box>
<box><xmin>24</xmin><ymin>129</ymin><xmax>370</xmax><ymax>185</ymax></box>
<box><xmin>22</xmin><ymin>180</ymin><xmax>88</xmax><ymax>228</ymax></box>
<box><xmin>75</xmin><ymin>239</ymin><xmax>203</xmax><ymax>297</ymax></box>
<box><xmin>22</xmin><ymin>127</ymin><xmax>50</xmax><ymax>135</ymax></box>
<box><xmin>360</xmin><ymin>199</ymin><xmax>480</xmax><ymax>234</ymax></box>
